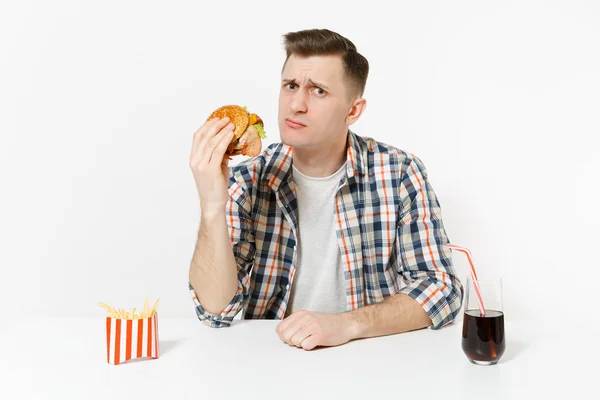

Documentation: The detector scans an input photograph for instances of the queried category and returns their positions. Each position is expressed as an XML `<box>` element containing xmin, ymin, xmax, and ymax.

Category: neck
<box><xmin>291</xmin><ymin>134</ymin><xmax>348</xmax><ymax>178</ymax></box>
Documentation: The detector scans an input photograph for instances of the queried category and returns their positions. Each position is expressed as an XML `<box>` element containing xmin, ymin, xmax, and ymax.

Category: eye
<box><xmin>313</xmin><ymin>87</ymin><xmax>326</xmax><ymax>96</ymax></box>
<box><xmin>284</xmin><ymin>83</ymin><xmax>297</xmax><ymax>90</ymax></box>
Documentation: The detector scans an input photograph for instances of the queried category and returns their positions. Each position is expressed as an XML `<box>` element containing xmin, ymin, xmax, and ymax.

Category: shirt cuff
<box><xmin>189</xmin><ymin>282</ymin><xmax>243</xmax><ymax>328</ymax></box>
<box><xmin>397</xmin><ymin>278</ymin><xmax>461</xmax><ymax>329</ymax></box>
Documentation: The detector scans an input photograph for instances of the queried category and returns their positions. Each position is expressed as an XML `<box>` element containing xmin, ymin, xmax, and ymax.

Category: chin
<box><xmin>279</xmin><ymin>134</ymin><xmax>296</xmax><ymax>147</ymax></box>
<box><xmin>280</xmin><ymin>129</ymin><xmax>303</xmax><ymax>146</ymax></box>
<box><xmin>278</xmin><ymin>126</ymin><xmax>296</xmax><ymax>144</ymax></box>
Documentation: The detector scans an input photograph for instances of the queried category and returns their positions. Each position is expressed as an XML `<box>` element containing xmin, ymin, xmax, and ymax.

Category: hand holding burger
<box><xmin>189</xmin><ymin>104</ymin><xmax>266</xmax><ymax>211</ymax></box>
<box><xmin>206</xmin><ymin>105</ymin><xmax>267</xmax><ymax>158</ymax></box>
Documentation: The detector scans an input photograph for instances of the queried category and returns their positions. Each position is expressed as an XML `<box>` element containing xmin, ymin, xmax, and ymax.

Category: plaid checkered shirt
<box><xmin>189</xmin><ymin>130</ymin><xmax>463</xmax><ymax>329</ymax></box>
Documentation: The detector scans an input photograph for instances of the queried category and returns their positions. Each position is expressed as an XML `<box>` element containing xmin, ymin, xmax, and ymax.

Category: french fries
<box><xmin>98</xmin><ymin>298</ymin><xmax>160</xmax><ymax>319</ymax></box>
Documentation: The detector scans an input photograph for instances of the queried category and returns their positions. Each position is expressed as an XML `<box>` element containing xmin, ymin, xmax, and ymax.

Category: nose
<box><xmin>289</xmin><ymin>90</ymin><xmax>307</xmax><ymax>115</ymax></box>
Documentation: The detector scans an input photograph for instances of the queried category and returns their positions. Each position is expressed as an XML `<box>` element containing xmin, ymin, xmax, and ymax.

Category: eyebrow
<box><xmin>282</xmin><ymin>78</ymin><xmax>330</xmax><ymax>91</ymax></box>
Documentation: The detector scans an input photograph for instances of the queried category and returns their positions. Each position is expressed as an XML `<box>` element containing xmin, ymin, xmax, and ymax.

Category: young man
<box><xmin>188</xmin><ymin>29</ymin><xmax>463</xmax><ymax>350</ymax></box>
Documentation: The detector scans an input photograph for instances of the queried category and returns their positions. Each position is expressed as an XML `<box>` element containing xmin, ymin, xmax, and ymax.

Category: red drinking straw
<box><xmin>447</xmin><ymin>244</ymin><xmax>486</xmax><ymax>316</ymax></box>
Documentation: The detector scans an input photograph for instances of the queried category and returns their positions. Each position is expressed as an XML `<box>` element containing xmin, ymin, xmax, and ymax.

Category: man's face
<box><xmin>278</xmin><ymin>54</ymin><xmax>355</xmax><ymax>151</ymax></box>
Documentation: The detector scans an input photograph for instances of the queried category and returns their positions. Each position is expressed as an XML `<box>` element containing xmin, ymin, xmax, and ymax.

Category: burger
<box><xmin>207</xmin><ymin>104</ymin><xmax>267</xmax><ymax>157</ymax></box>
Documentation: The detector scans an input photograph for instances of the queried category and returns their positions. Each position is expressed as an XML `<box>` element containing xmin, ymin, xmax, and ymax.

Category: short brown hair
<box><xmin>282</xmin><ymin>29</ymin><xmax>369</xmax><ymax>99</ymax></box>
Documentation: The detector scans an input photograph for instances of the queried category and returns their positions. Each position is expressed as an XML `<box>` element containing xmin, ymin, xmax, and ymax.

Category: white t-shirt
<box><xmin>285</xmin><ymin>161</ymin><xmax>349</xmax><ymax>317</ymax></box>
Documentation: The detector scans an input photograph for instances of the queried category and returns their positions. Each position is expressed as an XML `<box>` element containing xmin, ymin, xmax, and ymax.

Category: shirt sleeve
<box><xmin>189</xmin><ymin>180</ymin><xmax>255</xmax><ymax>328</ymax></box>
<box><xmin>395</xmin><ymin>156</ymin><xmax>464</xmax><ymax>329</ymax></box>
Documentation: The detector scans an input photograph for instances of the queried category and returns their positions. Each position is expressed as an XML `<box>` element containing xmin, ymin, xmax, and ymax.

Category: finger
<box><xmin>191</xmin><ymin>118</ymin><xmax>228</xmax><ymax>167</ymax></box>
<box><xmin>290</xmin><ymin>326</ymin><xmax>313</xmax><ymax>347</ymax></box>
<box><xmin>197</xmin><ymin>123</ymin><xmax>234</xmax><ymax>166</ymax></box>
<box><xmin>192</xmin><ymin>117</ymin><xmax>225</xmax><ymax>151</ymax></box>
<box><xmin>208</xmin><ymin>125</ymin><xmax>235</xmax><ymax>166</ymax></box>
<box><xmin>220</xmin><ymin>155</ymin><xmax>230</xmax><ymax>174</ymax></box>
<box><xmin>300</xmin><ymin>335</ymin><xmax>319</xmax><ymax>351</ymax></box>
<box><xmin>195</xmin><ymin>118</ymin><xmax>230</xmax><ymax>158</ymax></box>
<box><xmin>276</xmin><ymin>311</ymin><xmax>302</xmax><ymax>336</ymax></box>
<box><xmin>280</xmin><ymin>320</ymin><xmax>305</xmax><ymax>345</ymax></box>
<box><xmin>194</xmin><ymin>118</ymin><xmax>229</xmax><ymax>153</ymax></box>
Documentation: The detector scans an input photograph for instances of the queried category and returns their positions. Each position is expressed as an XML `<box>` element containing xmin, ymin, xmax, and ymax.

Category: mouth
<box><xmin>285</xmin><ymin>118</ymin><xmax>307</xmax><ymax>129</ymax></box>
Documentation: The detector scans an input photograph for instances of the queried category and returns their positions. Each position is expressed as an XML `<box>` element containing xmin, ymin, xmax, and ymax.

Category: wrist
<box><xmin>341</xmin><ymin>311</ymin><xmax>367</xmax><ymax>340</ymax></box>
<box><xmin>200</xmin><ymin>203</ymin><xmax>227</xmax><ymax>220</ymax></box>
<box><xmin>200</xmin><ymin>209</ymin><xmax>226</xmax><ymax>224</ymax></box>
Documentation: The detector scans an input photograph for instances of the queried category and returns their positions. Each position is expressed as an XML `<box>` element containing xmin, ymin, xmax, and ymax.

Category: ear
<box><xmin>345</xmin><ymin>97</ymin><xmax>367</xmax><ymax>126</ymax></box>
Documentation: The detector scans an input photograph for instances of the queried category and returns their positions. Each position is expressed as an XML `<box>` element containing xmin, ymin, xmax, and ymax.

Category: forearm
<box><xmin>344</xmin><ymin>293</ymin><xmax>432</xmax><ymax>340</ymax></box>
<box><xmin>188</xmin><ymin>208</ymin><xmax>238</xmax><ymax>315</ymax></box>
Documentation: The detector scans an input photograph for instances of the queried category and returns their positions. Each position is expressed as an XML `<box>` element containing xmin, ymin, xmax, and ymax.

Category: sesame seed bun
<box><xmin>207</xmin><ymin>104</ymin><xmax>265</xmax><ymax>157</ymax></box>
<box><xmin>207</xmin><ymin>105</ymin><xmax>249</xmax><ymax>141</ymax></box>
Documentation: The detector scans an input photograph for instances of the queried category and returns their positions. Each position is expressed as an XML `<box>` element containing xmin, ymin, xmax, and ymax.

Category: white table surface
<box><xmin>0</xmin><ymin>316</ymin><xmax>596</xmax><ymax>399</ymax></box>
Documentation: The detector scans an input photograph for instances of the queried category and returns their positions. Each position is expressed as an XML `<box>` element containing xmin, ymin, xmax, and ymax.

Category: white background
<box><xmin>1</xmin><ymin>0</ymin><xmax>598</xmax><ymax>331</ymax></box>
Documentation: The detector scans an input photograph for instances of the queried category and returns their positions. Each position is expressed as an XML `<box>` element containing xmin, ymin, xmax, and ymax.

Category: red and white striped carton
<box><xmin>105</xmin><ymin>313</ymin><xmax>160</xmax><ymax>365</ymax></box>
